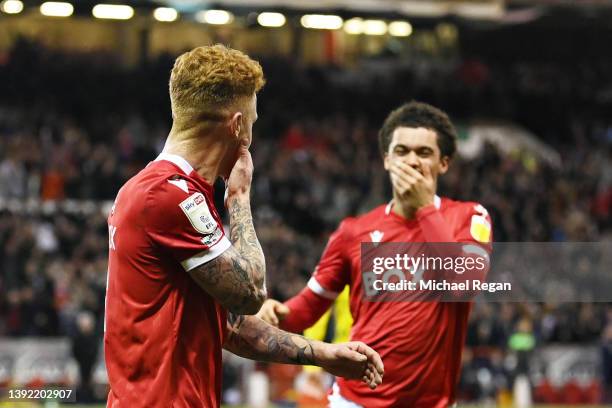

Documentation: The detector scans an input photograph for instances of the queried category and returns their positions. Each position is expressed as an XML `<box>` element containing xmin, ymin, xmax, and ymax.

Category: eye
<box><xmin>418</xmin><ymin>148</ymin><xmax>433</xmax><ymax>157</ymax></box>
<box><xmin>394</xmin><ymin>146</ymin><xmax>407</xmax><ymax>155</ymax></box>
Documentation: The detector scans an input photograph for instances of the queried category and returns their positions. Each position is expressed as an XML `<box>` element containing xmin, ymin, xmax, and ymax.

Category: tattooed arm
<box><xmin>224</xmin><ymin>313</ymin><xmax>316</xmax><ymax>364</ymax></box>
<box><xmin>187</xmin><ymin>144</ymin><xmax>266</xmax><ymax>315</ymax></box>
<box><xmin>224</xmin><ymin>313</ymin><xmax>385</xmax><ymax>388</ymax></box>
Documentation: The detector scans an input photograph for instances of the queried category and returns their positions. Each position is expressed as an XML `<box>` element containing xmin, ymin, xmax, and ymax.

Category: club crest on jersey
<box><xmin>370</xmin><ymin>230</ymin><xmax>384</xmax><ymax>245</ymax></box>
<box><xmin>180</xmin><ymin>192</ymin><xmax>217</xmax><ymax>234</ymax></box>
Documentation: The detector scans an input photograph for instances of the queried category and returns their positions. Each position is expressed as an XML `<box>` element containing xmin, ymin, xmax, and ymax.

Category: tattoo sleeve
<box><xmin>227</xmin><ymin>196</ymin><xmax>266</xmax><ymax>290</ymax></box>
<box><xmin>224</xmin><ymin>313</ymin><xmax>318</xmax><ymax>365</ymax></box>
<box><xmin>188</xmin><ymin>196</ymin><xmax>266</xmax><ymax>315</ymax></box>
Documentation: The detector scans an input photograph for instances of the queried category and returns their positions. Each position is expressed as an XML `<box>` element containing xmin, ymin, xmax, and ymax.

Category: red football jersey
<box><xmin>104</xmin><ymin>153</ymin><xmax>232</xmax><ymax>408</ymax></box>
<box><xmin>308</xmin><ymin>197</ymin><xmax>493</xmax><ymax>408</ymax></box>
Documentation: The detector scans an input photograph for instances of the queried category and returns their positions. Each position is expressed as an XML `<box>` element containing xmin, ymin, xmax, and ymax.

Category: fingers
<box><xmin>266</xmin><ymin>309</ymin><xmax>279</xmax><ymax>326</ymax></box>
<box><xmin>390</xmin><ymin>162</ymin><xmax>421</xmax><ymax>185</ymax></box>
<box><xmin>336</xmin><ymin>346</ymin><xmax>367</xmax><ymax>364</ymax></box>
<box><xmin>274</xmin><ymin>302</ymin><xmax>290</xmax><ymax>318</ymax></box>
<box><xmin>255</xmin><ymin>300</ymin><xmax>282</xmax><ymax>327</ymax></box>
<box><xmin>343</xmin><ymin>342</ymin><xmax>384</xmax><ymax>389</ymax></box>
<box><xmin>362</xmin><ymin>364</ymin><xmax>382</xmax><ymax>389</ymax></box>
<box><xmin>390</xmin><ymin>166</ymin><xmax>417</xmax><ymax>196</ymax></box>
<box><xmin>360</xmin><ymin>363</ymin><xmax>382</xmax><ymax>389</ymax></box>
<box><xmin>367</xmin><ymin>362</ymin><xmax>383</xmax><ymax>388</ymax></box>
<box><xmin>421</xmin><ymin>162</ymin><xmax>433</xmax><ymax>181</ymax></box>
<box><xmin>391</xmin><ymin>160</ymin><xmax>425</xmax><ymax>178</ymax></box>
<box><xmin>390</xmin><ymin>173</ymin><xmax>412</xmax><ymax>196</ymax></box>
<box><xmin>348</xmin><ymin>342</ymin><xmax>384</xmax><ymax>376</ymax></box>
<box><xmin>235</xmin><ymin>146</ymin><xmax>253</xmax><ymax>168</ymax></box>
<box><xmin>226</xmin><ymin>145</ymin><xmax>254</xmax><ymax>197</ymax></box>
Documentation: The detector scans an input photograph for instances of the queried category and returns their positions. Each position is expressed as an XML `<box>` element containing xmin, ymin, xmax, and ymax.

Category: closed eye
<box><xmin>417</xmin><ymin>148</ymin><xmax>433</xmax><ymax>157</ymax></box>
<box><xmin>393</xmin><ymin>146</ymin><xmax>408</xmax><ymax>155</ymax></box>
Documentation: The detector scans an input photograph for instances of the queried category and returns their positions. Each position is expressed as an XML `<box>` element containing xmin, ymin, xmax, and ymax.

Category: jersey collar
<box><xmin>154</xmin><ymin>152</ymin><xmax>194</xmax><ymax>175</ymax></box>
<box><xmin>385</xmin><ymin>195</ymin><xmax>441</xmax><ymax>215</ymax></box>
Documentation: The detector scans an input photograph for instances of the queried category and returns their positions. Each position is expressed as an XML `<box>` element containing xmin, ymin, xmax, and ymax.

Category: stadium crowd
<box><xmin>0</xmin><ymin>39</ymin><xmax>611</xmax><ymax>401</ymax></box>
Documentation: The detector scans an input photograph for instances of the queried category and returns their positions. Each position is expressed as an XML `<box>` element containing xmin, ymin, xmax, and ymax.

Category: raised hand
<box><xmin>256</xmin><ymin>299</ymin><xmax>290</xmax><ymax>327</ymax></box>
<box><xmin>226</xmin><ymin>141</ymin><xmax>254</xmax><ymax>199</ymax></box>
<box><xmin>389</xmin><ymin>160</ymin><xmax>435</xmax><ymax>211</ymax></box>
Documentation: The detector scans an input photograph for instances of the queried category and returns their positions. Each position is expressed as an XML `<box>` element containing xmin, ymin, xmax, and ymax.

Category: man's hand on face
<box><xmin>389</xmin><ymin>160</ymin><xmax>435</xmax><ymax>211</ymax></box>
<box><xmin>225</xmin><ymin>140</ymin><xmax>253</xmax><ymax>203</ymax></box>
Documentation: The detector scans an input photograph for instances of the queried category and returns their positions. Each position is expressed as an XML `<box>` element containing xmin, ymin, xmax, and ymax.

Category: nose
<box><xmin>405</xmin><ymin>150</ymin><xmax>420</xmax><ymax>167</ymax></box>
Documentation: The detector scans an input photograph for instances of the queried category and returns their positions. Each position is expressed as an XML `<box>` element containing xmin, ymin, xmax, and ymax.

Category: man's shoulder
<box><xmin>138</xmin><ymin>161</ymin><xmax>206</xmax><ymax>200</ymax></box>
<box><xmin>440</xmin><ymin>197</ymin><xmax>493</xmax><ymax>242</ymax></box>
<box><xmin>440</xmin><ymin>197</ymin><xmax>489</xmax><ymax>217</ymax></box>
<box><xmin>117</xmin><ymin>161</ymin><xmax>208</xmax><ymax>221</ymax></box>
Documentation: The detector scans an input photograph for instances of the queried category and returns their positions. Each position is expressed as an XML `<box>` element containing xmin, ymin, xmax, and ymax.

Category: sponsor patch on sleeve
<box><xmin>201</xmin><ymin>227</ymin><xmax>223</xmax><ymax>247</ymax></box>
<box><xmin>470</xmin><ymin>214</ymin><xmax>491</xmax><ymax>243</ymax></box>
<box><xmin>179</xmin><ymin>192</ymin><xmax>217</xmax><ymax>235</ymax></box>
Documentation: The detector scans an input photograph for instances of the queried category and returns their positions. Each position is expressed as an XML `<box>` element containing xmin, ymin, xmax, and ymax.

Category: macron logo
<box><xmin>168</xmin><ymin>179</ymin><xmax>189</xmax><ymax>193</ymax></box>
<box><xmin>370</xmin><ymin>230</ymin><xmax>384</xmax><ymax>245</ymax></box>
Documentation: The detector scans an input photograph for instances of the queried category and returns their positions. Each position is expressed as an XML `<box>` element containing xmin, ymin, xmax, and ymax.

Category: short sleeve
<box><xmin>145</xmin><ymin>179</ymin><xmax>231</xmax><ymax>271</ymax></box>
<box><xmin>308</xmin><ymin>219</ymin><xmax>352</xmax><ymax>299</ymax></box>
<box><xmin>455</xmin><ymin>203</ymin><xmax>493</xmax><ymax>250</ymax></box>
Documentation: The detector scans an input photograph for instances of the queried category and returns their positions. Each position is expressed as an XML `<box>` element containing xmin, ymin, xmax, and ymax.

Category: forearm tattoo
<box><xmin>189</xmin><ymin>248</ymin><xmax>264</xmax><ymax>314</ymax></box>
<box><xmin>188</xmin><ymin>197</ymin><xmax>266</xmax><ymax>315</ymax></box>
<box><xmin>225</xmin><ymin>313</ymin><xmax>316</xmax><ymax>365</ymax></box>
<box><xmin>228</xmin><ymin>197</ymin><xmax>266</xmax><ymax>288</ymax></box>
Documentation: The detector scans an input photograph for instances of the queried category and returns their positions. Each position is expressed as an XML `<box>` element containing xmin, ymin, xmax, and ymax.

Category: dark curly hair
<box><xmin>378</xmin><ymin>101</ymin><xmax>457</xmax><ymax>159</ymax></box>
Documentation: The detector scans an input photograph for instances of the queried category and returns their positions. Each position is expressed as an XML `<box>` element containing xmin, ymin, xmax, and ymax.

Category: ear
<box><xmin>438</xmin><ymin>155</ymin><xmax>450</xmax><ymax>175</ymax></box>
<box><xmin>229</xmin><ymin>112</ymin><xmax>243</xmax><ymax>139</ymax></box>
<box><xmin>383</xmin><ymin>153</ymin><xmax>390</xmax><ymax>171</ymax></box>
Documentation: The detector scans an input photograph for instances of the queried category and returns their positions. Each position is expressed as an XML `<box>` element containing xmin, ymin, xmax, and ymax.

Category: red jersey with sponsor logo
<box><xmin>303</xmin><ymin>197</ymin><xmax>492</xmax><ymax>408</ymax></box>
<box><xmin>105</xmin><ymin>153</ymin><xmax>232</xmax><ymax>408</ymax></box>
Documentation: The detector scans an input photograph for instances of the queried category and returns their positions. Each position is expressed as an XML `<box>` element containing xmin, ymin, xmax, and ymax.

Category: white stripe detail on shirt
<box><xmin>385</xmin><ymin>200</ymin><xmax>393</xmax><ymax>215</ymax></box>
<box><xmin>155</xmin><ymin>153</ymin><xmax>194</xmax><ymax>175</ymax></box>
<box><xmin>385</xmin><ymin>195</ymin><xmax>441</xmax><ymax>215</ymax></box>
<box><xmin>307</xmin><ymin>277</ymin><xmax>340</xmax><ymax>300</ymax></box>
<box><xmin>181</xmin><ymin>236</ymin><xmax>232</xmax><ymax>271</ymax></box>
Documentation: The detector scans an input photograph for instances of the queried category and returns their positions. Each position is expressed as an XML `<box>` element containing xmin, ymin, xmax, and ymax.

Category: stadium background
<box><xmin>0</xmin><ymin>0</ymin><xmax>610</xmax><ymax>406</ymax></box>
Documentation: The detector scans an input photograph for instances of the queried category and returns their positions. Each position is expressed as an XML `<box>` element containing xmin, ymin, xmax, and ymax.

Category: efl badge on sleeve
<box><xmin>470</xmin><ymin>215</ymin><xmax>491</xmax><ymax>243</ymax></box>
<box><xmin>180</xmin><ymin>192</ymin><xmax>217</xmax><ymax>234</ymax></box>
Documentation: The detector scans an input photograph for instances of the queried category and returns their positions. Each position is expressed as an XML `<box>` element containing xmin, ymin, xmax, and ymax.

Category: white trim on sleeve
<box><xmin>181</xmin><ymin>236</ymin><xmax>232</xmax><ymax>271</ymax></box>
<box><xmin>307</xmin><ymin>277</ymin><xmax>340</xmax><ymax>300</ymax></box>
<box><xmin>462</xmin><ymin>244</ymin><xmax>490</xmax><ymax>263</ymax></box>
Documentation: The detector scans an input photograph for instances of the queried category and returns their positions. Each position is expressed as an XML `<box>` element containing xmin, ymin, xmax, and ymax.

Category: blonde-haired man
<box><xmin>104</xmin><ymin>45</ymin><xmax>383</xmax><ymax>407</ymax></box>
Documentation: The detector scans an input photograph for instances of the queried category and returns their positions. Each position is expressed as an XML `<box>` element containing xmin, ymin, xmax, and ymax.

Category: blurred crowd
<box><xmin>0</xmin><ymin>39</ymin><xmax>611</xmax><ymax>401</ymax></box>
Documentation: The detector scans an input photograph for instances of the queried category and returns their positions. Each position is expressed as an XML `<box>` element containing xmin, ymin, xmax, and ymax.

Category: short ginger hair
<box><xmin>169</xmin><ymin>44</ymin><xmax>265</xmax><ymax>118</ymax></box>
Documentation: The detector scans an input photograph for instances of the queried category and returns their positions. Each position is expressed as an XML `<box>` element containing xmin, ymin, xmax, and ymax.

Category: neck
<box><xmin>163</xmin><ymin>123</ymin><xmax>231</xmax><ymax>185</ymax></box>
<box><xmin>390</xmin><ymin>194</ymin><xmax>418</xmax><ymax>220</ymax></box>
